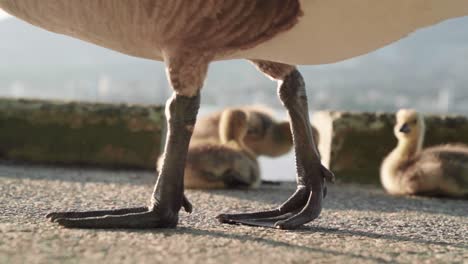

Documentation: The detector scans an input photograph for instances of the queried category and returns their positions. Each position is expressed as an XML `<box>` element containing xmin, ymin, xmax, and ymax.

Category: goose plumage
<box><xmin>2</xmin><ymin>1</ymin><xmax>468</xmax><ymax>64</ymax></box>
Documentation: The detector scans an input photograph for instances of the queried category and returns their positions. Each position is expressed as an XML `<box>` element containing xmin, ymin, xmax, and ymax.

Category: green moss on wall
<box><xmin>0</xmin><ymin>98</ymin><xmax>165</xmax><ymax>169</ymax></box>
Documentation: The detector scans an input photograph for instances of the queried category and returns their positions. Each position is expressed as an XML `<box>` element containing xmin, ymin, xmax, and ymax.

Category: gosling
<box><xmin>193</xmin><ymin>106</ymin><xmax>319</xmax><ymax>157</ymax></box>
<box><xmin>380</xmin><ymin>109</ymin><xmax>468</xmax><ymax>198</ymax></box>
<box><xmin>184</xmin><ymin>109</ymin><xmax>260</xmax><ymax>189</ymax></box>
<box><xmin>164</xmin><ymin>106</ymin><xmax>320</xmax><ymax>189</ymax></box>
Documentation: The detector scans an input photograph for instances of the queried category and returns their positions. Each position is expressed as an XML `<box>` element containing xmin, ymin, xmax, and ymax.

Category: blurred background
<box><xmin>1</xmin><ymin>10</ymin><xmax>468</xmax><ymax>180</ymax></box>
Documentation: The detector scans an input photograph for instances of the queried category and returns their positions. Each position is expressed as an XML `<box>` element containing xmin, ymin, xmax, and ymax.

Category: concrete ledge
<box><xmin>0</xmin><ymin>98</ymin><xmax>165</xmax><ymax>169</ymax></box>
<box><xmin>3</xmin><ymin>100</ymin><xmax>467</xmax><ymax>185</ymax></box>
<box><xmin>312</xmin><ymin>111</ymin><xmax>468</xmax><ymax>185</ymax></box>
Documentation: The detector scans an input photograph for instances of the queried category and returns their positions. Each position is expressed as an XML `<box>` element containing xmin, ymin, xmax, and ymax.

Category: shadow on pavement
<box><xmin>118</xmin><ymin>227</ymin><xmax>393</xmax><ymax>263</ymax></box>
<box><xmin>296</xmin><ymin>226</ymin><xmax>467</xmax><ymax>249</ymax></box>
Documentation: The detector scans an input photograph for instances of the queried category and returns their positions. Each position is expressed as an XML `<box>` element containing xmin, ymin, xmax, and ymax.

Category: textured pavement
<box><xmin>0</xmin><ymin>164</ymin><xmax>467</xmax><ymax>263</ymax></box>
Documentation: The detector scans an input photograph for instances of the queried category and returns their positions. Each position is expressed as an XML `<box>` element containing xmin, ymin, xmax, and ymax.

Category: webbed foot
<box><xmin>46</xmin><ymin>195</ymin><xmax>192</xmax><ymax>228</ymax></box>
<box><xmin>49</xmin><ymin>207</ymin><xmax>177</xmax><ymax>229</ymax></box>
<box><xmin>217</xmin><ymin>161</ymin><xmax>334</xmax><ymax>229</ymax></box>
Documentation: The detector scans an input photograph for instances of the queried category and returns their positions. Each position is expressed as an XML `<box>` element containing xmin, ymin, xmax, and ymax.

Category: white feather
<box><xmin>238</xmin><ymin>0</ymin><xmax>468</xmax><ymax>65</ymax></box>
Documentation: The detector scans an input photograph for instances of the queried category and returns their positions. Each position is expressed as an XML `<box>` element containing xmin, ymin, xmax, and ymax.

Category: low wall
<box><xmin>2</xmin><ymin>101</ymin><xmax>467</xmax><ymax>184</ymax></box>
<box><xmin>0</xmin><ymin>98</ymin><xmax>165</xmax><ymax>169</ymax></box>
<box><xmin>312</xmin><ymin>111</ymin><xmax>468</xmax><ymax>185</ymax></box>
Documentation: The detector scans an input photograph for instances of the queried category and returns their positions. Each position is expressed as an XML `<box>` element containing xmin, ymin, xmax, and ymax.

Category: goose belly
<box><xmin>3</xmin><ymin>0</ymin><xmax>468</xmax><ymax>64</ymax></box>
<box><xmin>238</xmin><ymin>0</ymin><xmax>468</xmax><ymax>65</ymax></box>
<box><xmin>0</xmin><ymin>0</ymin><xmax>165</xmax><ymax>60</ymax></box>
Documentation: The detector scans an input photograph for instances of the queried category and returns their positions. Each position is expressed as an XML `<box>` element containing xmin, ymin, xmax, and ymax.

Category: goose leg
<box><xmin>48</xmin><ymin>54</ymin><xmax>207</xmax><ymax>228</ymax></box>
<box><xmin>217</xmin><ymin>61</ymin><xmax>334</xmax><ymax>229</ymax></box>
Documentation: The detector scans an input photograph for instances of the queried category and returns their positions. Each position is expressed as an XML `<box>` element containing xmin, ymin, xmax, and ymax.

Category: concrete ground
<box><xmin>0</xmin><ymin>164</ymin><xmax>466</xmax><ymax>264</ymax></box>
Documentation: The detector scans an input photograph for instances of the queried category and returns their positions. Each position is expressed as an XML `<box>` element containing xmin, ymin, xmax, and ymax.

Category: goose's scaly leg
<box><xmin>48</xmin><ymin>54</ymin><xmax>207</xmax><ymax>228</ymax></box>
<box><xmin>217</xmin><ymin>61</ymin><xmax>334</xmax><ymax>229</ymax></box>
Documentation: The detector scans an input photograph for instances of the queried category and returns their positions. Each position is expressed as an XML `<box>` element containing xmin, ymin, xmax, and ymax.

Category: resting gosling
<box><xmin>184</xmin><ymin>109</ymin><xmax>260</xmax><ymax>189</ymax></box>
<box><xmin>380</xmin><ymin>109</ymin><xmax>468</xmax><ymax>198</ymax></box>
<box><xmin>170</xmin><ymin>106</ymin><xmax>320</xmax><ymax>189</ymax></box>
<box><xmin>193</xmin><ymin>106</ymin><xmax>319</xmax><ymax>157</ymax></box>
